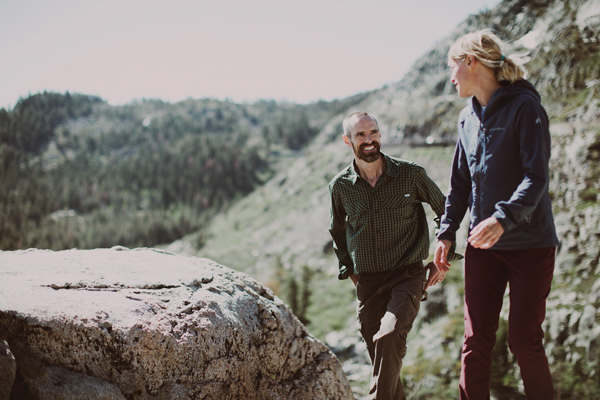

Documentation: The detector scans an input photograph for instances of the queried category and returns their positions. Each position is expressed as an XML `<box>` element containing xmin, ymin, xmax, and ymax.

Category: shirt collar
<box><xmin>349</xmin><ymin>152</ymin><xmax>393</xmax><ymax>185</ymax></box>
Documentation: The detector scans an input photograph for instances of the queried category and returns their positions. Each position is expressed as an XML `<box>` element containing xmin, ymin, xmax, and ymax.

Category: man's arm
<box><xmin>328</xmin><ymin>182</ymin><xmax>354</xmax><ymax>280</ymax></box>
<box><xmin>414</xmin><ymin>167</ymin><xmax>446</xmax><ymax>216</ymax></box>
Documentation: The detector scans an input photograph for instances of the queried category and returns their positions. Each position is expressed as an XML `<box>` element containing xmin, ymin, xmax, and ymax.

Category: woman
<box><xmin>433</xmin><ymin>29</ymin><xmax>559</xmax><ymax>399</ymax></box>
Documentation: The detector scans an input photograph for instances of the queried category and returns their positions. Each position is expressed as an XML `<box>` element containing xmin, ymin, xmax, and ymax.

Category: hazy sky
<box><xmin>1</xmin><ymin>0</ymin><xmax>500</xmax><ymax>108</ymax></box>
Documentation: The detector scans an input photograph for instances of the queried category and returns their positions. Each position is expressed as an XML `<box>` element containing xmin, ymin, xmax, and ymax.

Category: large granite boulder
<box><xmin>0</xmin><ymin>247</ymin><xmax>352</xmax><ymax>399</ymax></box>
<box><xmin>0</xmin><ymin>339</ymin><xmax>16</xmax><ymax>400</ymax></box>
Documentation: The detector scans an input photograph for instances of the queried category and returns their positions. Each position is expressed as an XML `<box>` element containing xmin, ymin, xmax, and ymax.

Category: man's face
<box><xmin>346</xmin><ymin>116</ymin><xmax>381</xmax><ymax>163</ymax></box>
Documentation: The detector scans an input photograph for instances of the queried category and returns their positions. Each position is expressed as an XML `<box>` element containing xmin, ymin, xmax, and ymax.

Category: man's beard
<box><xmin>352</xmin><ymin>141</ymin><xmax>381</xmax><ymax>163</ymax></box>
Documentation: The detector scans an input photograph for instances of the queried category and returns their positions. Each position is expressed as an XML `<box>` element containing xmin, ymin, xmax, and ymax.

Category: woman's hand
<box><xmin>434</xmin><ymin>239</ymin><xmax>452</xmax><ymax>272</ymax></box>
<box><xmin>468</xmin><ymin>217</ymin><xmax>504</xmax><ymax>249</ymax></box>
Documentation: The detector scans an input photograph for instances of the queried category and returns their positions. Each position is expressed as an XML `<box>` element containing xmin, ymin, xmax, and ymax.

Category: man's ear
<box><xmin>343</xmin><ymin>134</ymin><xmax>351</xmax><ymax>146</ymax></box>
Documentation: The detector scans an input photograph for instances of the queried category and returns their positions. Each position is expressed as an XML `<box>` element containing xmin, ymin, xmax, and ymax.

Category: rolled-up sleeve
<box><xmin>329</xmin><ymin>182</ymin><xmax>354</xmax><ymax>279</ymax></box>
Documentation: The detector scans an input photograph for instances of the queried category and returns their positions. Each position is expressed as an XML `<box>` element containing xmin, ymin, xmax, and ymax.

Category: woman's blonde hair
<box><xmin>448</xmin><ymin>29</ymin><xmax>528</xmax><ymax>83</ymax></box>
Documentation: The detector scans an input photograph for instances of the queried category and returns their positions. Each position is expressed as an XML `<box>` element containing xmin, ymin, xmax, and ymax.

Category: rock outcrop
<box><xmin>0</xmin><ymin>340</ymin><xmax>16</xmax><ymax>400</ymax></box>
<box><xmin>0</xmin><ymin>247</ymin><xmax>352</xmax><ymax>400</ymax></box>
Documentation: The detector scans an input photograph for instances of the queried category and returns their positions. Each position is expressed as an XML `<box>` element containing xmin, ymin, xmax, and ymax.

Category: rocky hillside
<box><xmin>170</xmin><ymin>0</ymin><xmax>600</xmax><ymax>398</ymax></box>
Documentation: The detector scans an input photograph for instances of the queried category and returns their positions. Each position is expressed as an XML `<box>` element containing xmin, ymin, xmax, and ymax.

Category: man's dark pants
<box><xmin>460</xmin><ymin>245</ymin><xmax>555</xmax><ymax>399</ymax></box>
<box><xmin>356</xmin><ymin>263</ymin><xmax>426</xmax><ymax>400</ymax></box>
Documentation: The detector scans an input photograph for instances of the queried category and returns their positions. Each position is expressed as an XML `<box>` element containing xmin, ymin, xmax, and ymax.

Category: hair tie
<box><xmin>500</xmin><ymin>55</ymin><xmax>506</xmax><ymax>61</ymax></box>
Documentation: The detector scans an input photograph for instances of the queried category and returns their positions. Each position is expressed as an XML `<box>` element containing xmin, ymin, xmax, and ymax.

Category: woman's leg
<box><xmin>503</xmin><ymin>247</ymin><xmax>555</xmax><ymax>399</ymax></box>
<box><xmin>460</xmin><ymin>245</ymin><xmax>508</xmax><ymax>400</ymax></box>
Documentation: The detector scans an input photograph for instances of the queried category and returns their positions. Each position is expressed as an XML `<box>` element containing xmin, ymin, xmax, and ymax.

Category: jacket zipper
<box><xmin>477</xmin><ymin>122</ymin><xmax>486</xmax><ymax>223</ymax></box>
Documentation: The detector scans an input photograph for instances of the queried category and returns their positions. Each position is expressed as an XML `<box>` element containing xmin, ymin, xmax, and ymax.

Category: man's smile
<box><xmin>361</xmin><ymin>144</ymin><xmax>377</xmax><ymax>152</ymax></box>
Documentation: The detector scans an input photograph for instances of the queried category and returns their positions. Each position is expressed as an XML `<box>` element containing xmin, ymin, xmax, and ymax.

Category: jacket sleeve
<box><xmin>414</xmin><ymin>167</ymin><xmax>464</xmax><ymax>261</ymax></box>
<box><xmin>492</xmin><ymin>99</ymin><xmax>551</xmax><ymax>232</ymax></box>
<box><xmin>328</xmin><ymin>182</ymin><xmax>354</xmax><ymax>279</ymax></box>
<box><xmin>437</xmin><ymin>138</ymin><xmax>471</xmax><ymax>242</ymax></box>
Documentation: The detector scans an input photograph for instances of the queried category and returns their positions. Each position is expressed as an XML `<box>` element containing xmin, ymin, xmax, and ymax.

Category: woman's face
<box><xmin>449</xmin><ymin>57</ymin><xmax>473</xmax><ymax>98</ymax></box>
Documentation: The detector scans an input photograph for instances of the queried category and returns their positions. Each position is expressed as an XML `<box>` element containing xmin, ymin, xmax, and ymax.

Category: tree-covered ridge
<box><xmin>0</xmin><ymin>91</ymin><xmax>351</xmax><ymax>250</ymax></box>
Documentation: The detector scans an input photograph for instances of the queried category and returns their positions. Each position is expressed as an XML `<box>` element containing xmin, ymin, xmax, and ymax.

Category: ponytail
<box><xmin>496</xmin><ymin>53</ymin><xmax>529</xmax><ymax>82</ymax></box>
<box><xmin>448</xmin><ymin>29</ymin><xmax>528</xmax><ymax>83</ymax></box>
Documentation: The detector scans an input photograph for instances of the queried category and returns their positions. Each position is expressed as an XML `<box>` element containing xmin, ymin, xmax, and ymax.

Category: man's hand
<box><xmin>425</xmin><ymin>261</ymin><xmax>447</xmax><ymax>290</ymax></box>
<box><xmin>349</xmin><ymin>274</ymin><xmax>359</xmax><ymax>286</ymax></box>
<box><xmin>434</xmin><ymin>239</ymin><xmax>452</xmax><ymax>272</ymax></box>
<box><xmin>468</xmin><ymin>217</ymin><xmax>504</xmax><ymax>249</ymax></box>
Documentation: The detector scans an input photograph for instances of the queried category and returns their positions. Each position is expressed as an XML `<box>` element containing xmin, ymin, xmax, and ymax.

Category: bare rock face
<box><xmin>0</xmin><ymin>247</ymin><xmax>352</xmax><ymax>399</ymax></box>
<box><xmin>0</xmin><ymin>340</ymin><xmax>16</xmax><ymax>400</ymax></box>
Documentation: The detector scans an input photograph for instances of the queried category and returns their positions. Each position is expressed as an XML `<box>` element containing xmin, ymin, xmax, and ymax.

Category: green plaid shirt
<box><xmin>329</xmin><ymin>153</ymin><xmax>461</xmax><ymax>279</ymax></box>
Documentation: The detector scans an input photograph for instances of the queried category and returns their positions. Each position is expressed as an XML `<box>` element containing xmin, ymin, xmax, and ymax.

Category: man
<box><xmin>328</xmin><ymin>111</ymin><xmax>461</xmax><ymax>400</ymax></box>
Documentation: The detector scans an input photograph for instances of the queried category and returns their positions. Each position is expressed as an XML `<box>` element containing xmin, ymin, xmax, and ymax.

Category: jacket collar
<box><xmin>469</xmin><ymin>79</ymin><xmax>541</xmax><ymax>119</ymax></box>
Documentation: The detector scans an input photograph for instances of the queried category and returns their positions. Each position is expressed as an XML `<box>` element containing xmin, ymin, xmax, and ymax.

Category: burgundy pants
<box><xmin>460</xmin><ymin>245</ymin><xmax>555</xmax><ymax>400</ymax></box>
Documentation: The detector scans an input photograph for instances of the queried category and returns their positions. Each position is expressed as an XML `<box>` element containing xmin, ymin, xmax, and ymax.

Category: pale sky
<box><xmin>0</xmin><ymin>0</ymin><xmax>501</xmax><ymax>108</ymax></box>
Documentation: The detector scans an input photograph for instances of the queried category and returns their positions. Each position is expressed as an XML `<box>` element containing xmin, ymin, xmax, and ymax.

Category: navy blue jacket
<box><xmin>437</xmin><ymin>80</ymin><xmax>559</xmax><ymax>249</ymax></box>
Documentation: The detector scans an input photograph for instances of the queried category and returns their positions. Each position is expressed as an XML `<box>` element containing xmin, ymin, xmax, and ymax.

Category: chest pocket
<box><xmin>344</xmin><ymin>202</ymin><xmax>368</xmax><ymax>228</ymax></box>
<box><xmin>380</xmin><ymin>195</ymin><xmax>414</xmax><ymax>219</ymax></box>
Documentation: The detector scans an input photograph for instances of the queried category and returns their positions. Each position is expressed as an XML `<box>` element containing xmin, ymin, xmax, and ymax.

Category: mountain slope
<box><xmin>176</xmin><ymin>0</ymin><xmax>600</xmax><ymax>398</ymax></box>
